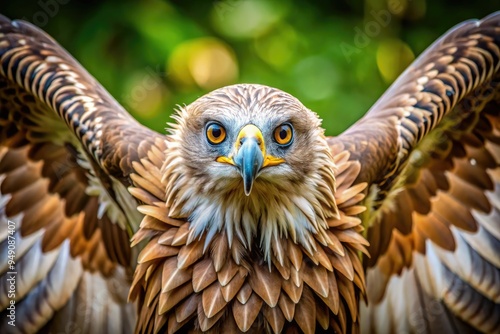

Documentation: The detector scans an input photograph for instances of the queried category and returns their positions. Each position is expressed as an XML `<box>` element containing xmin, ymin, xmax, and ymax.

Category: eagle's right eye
<box><xmin>206</xmin><ymin>122</ymin><xmax>226</xmax><ymax>145</ymax></box>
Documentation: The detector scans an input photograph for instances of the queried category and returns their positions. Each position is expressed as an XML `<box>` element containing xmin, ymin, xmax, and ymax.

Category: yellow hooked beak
<box><xmin>216</xmin><ymin>124</ymin><xmax>285</xmax><ymax>195</ymax></box>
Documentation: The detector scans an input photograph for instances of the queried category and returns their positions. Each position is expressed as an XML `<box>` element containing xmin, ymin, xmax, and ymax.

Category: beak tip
<box><xmin>243</xmin><ymin>175</ymin><xmax>254</xmax><ymax>196</ymax></box>
<box><xmin>234</xmin><ymin>137</ymin><xmax>263</xmax><ymax>197</ymax></box>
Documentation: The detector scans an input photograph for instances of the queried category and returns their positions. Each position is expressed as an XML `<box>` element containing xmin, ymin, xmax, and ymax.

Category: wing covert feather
<box><xmin>329</xmin><ymin>11</ymin><xmax>500</xmax><ymax>332</ymax></box>
<box><xmin>0</xmin><ymin>15</ymin><xmax>165</xmax><ymax>332</ymax></box>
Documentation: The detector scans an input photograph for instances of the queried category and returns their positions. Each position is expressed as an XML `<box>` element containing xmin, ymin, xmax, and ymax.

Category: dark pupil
<box><xmin>211</xmin><ymin>126</ymin><xmax>221</xmax><ymax>138</ymax></box>
<box><xmin>279</xmin><ymin>127</ymin><xmax>288</xmax><ymax>140</ymax></box>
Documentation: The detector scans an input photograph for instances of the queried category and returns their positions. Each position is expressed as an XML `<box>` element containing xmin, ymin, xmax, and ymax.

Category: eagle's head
<box><xmin>163</xmin><ymin>84</ymin><xmax>339</xmax><ymax>261</ymax></box>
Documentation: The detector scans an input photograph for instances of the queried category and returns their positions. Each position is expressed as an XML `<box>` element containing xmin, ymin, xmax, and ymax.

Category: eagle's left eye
<box><xmin>206</xmin><ymin>122</ymin><xmax>226</xmax><ymax>145</ymax></box>
<box><xmin>274</xmin><ymin>123</ymin><xmax>293</xmax><ymax>146</ymax></box>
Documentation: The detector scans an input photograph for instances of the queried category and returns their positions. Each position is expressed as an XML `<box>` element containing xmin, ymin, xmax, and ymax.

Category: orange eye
<box><xmin>274</xmin><ymin>123</ymin><xmax>293</xmax><ymax>146</ymax></box>
<box><xmin>206</xmin><ymin>123</ymin><xmax>226</xmax><ymax>145</ymax></box>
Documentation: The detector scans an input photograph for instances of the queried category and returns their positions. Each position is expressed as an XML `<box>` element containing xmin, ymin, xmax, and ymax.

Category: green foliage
<box><xmin>2</xmin><ymin>0</ymin><xmax>498</xmax><ymax>135</ymax></box>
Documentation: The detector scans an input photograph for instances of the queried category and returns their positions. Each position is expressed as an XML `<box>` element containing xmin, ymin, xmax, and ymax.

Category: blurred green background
<box><xmin>1</xmin><ymin>0</ymin><xmax>499</xmax><ymax>135</ymax></box>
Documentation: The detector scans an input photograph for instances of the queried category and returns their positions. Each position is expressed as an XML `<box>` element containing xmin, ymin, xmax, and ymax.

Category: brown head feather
<box><xmin>129</xmin><ymin>84</ymin><xmax>367</xmax><ymax>333</ymax></box>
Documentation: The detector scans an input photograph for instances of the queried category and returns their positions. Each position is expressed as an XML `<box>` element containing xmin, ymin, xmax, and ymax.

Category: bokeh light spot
<box><xmin>168</xmin><ymin>38</ymin><xmax>238</xmax><ymax>90</ymax></box>
<box><xmin>376</xmin><ymin>38</ymin><xmax>414</xmax><ymax>83</ymax></box>
<box><xmin>211</xmin><ymin>0</ymin><xmax>288</xmax><ymax>39</ymax></box>
<box><xmin>292</xmin><ymin>56</ymin><xmax>338</xmax><ymax>101</ymax></box>
<box><xmin>123</xmin><ymin>70</ymin><xmax>169</xmax><ymax>118</ymax></box>
<box><xmin>254</xmin><ymin>24</ymin><xmax>297</xmax><ymax>69</ymax></box>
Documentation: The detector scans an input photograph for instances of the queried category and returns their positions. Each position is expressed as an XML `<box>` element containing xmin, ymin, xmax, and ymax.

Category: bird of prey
<box><xmin>0</xmin><ymin>11</ymin><xmax>499</xmax><ymax>334</ymax></box>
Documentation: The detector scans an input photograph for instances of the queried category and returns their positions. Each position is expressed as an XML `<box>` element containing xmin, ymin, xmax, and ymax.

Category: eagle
<box><xmin>0</xmin><ymin>11</ymin><xmax>499</xmax><ymax>334</ymax></box>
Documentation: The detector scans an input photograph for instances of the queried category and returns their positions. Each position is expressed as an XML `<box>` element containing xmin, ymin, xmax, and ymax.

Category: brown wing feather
<box><xmin>0</xmin><ymin>145</ymin><xmax>136</xmax><ymax>333</ymax></box>
<box><xmin>330</xmin><ymin>12</ymin><xmax>500</xmax><ymax>332</ymax></box>
<box><xmin>0</xmin><ymin>15</ymin><xmax>164</xmax><ymax>332</ymax></box>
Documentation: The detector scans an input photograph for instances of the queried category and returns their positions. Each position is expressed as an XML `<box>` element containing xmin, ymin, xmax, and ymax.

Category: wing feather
<box><xmin>0</xmin><ymin>15</ymin><xmax>165</xmax><ymax>332</ymax></box>
<box><xmin>331</xmin><ymin>12</ymin><xmax>500</xmax><ymax>332</ymax></box>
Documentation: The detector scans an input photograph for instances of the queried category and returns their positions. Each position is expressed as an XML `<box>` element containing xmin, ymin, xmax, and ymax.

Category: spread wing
<box><xmin>0</xmin><ymin>15</ymin><xmax>165</xmax><ymax>332</ymax></box>
<box><xmin>330</xmin><ymin>12</ymin><xmax>500</xmax><ymax>333</ymax></box>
